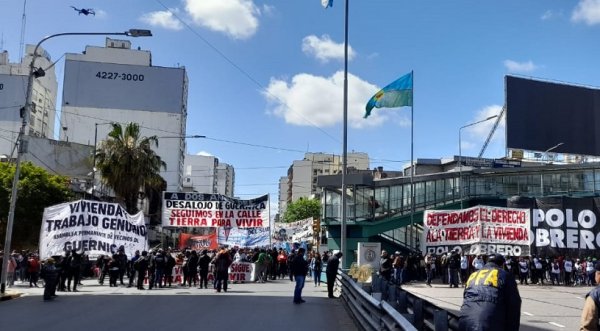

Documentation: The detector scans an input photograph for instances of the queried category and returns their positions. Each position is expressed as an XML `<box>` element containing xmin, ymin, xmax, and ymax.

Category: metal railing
<box><xmin>338</xmin><ymin>270</ymin><xmax>417</xmax><ymax>331</ymax></box>
<box><xmin>338</xmin><ymin>269</ymin><xmax>459</xmax><ymax>331</ymax></box>
<box><xmin>370</xmin><ymin>275</ymin><xmax>459</xmax><ymax>331</ymax></box>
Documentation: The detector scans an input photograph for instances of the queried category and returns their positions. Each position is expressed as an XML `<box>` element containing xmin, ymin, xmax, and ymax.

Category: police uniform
<box><xmin>459</xmin><ymin>253</ymin><xmax>522</xmax><ymax>331</ymax></box>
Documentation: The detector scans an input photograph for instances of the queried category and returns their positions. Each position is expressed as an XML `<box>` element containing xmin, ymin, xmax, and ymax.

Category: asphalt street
<box><xmin>403</xmin><ymin>281</ymin><xmax>591</xmax><ymax>330</ymax></box>
<box><xmin>0</xmin><ymin>277</ymin><xmax>358</xmax><ymax>331</ymax></box>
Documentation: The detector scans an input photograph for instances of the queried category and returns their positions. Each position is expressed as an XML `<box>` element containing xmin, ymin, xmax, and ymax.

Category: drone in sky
<box><xmin>70</xmin><ymin>6</ymin><xmax>95</xmax><ymax>16</ymax></box>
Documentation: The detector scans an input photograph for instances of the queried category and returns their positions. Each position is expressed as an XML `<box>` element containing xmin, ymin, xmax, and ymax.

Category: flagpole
<box><xmin>340</xmin><ymin>0</ymin><xmax>349</xmax><ymax>269</ymax></box>
<box><xmin>410</xmin><ymin>71</ymin><xmax>415</xmax><ymax>252</ymax></box>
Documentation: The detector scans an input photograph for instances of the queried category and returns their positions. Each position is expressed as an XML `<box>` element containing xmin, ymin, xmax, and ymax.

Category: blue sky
<box><xmin>2</xmin><ymin>0</ymin><xmax>600</xmax><ymax>213</ymax></box>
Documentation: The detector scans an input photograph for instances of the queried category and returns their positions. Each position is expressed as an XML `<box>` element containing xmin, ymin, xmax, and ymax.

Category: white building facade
<box><xmin>60</xmin><ymin>38</ymin><xmax>188</xmax><ymax>192</ymax></box>
<box><xmin>0</xmin><ymin>46</ymin><xmax>58</xmax><ymax>155</ymax></box>
<box><xmin>183</xmin><ymin>154</ymin><xmax>235</xmax><ymax>196</ymax></box>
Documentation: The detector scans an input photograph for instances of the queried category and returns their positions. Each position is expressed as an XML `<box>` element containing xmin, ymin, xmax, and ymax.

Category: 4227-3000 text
<box><xmin>95</xmin><ymin>71</ymin><xmax>144</xmax><ymax>81</ymax></box>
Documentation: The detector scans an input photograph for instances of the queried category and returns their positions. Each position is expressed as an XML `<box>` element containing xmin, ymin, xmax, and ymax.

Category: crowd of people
<box><xmin>0</xmin><ymin>246</ymin><xmax>342</xmax><ymax>301</ymax></box>
<box><xmin>373</xmin><ymin>248</ymin><xmax>600</xmax><ymax>289</ymax></box>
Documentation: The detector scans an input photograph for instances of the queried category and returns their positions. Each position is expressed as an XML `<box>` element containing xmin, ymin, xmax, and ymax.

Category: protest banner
<box><xmin>272</xmin><ymin>217</ymin><xmax>312</xmax><ymax>242</ymax></box>
<box><xmin>178</xmin><ymin>233</ymin><xmax>218</xmax><ymax>251</ymax></box>
<box><xmin>218</xmin><ymin>227</ymin><xmax>270</xmax><ymax>248</ymax></box>
<box><xmin>508</xmin><ymin>196</ymin><xmax>600</xmax><ymax>257</ymax></box>
<box><xmin>228</xmin><ymin>261</ymin><xmax>253</xmax><ymax>282</ymax></box>
<box><xmin>39</xmin><ymin>199</ymin><xmax>147</xmax><ymax>259</ymax></box>
<box><xmin>162</xmin><ymin>192</ymin><xmax>269</xmax><ymax>228</ymax></box>
<box><xmin>423</xmin><ymin>205</ymin><xmax>530</xmax><ymax>256</ymax></box>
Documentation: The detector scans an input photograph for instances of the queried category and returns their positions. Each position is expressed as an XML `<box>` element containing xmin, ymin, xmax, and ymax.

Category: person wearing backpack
<box><xmin>152</xmin><ymin>249</ymin><xmax>167</xmax><ymax>288</ymax></box>
<box><xmin>164</xmin><ymin>250</ymin><xmax>176</xmax><ymax>287</ymax></box>
<box><xmin>127</xmin><ymin>250</ymin><xmax>141</xmax><ymax>288</ymax></box>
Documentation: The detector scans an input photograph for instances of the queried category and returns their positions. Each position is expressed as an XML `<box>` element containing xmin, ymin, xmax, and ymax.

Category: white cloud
<box><xmin>184</xmin><ymin>0</ymin><xmax>260</xmax><ymax>40</ymax></box>
<box><xmin>264</xmin><ymin>71</ymin><xmax>405</xmax><ymax>129</ymax></box>
<box><xmin>503</xmin><ymin>60</ymin><xmax>539</xmax><ymax>73</ymax></box>
<box><xmin>461</xmin><ymin>105</ymin><xmax>504</xmax><ymax>153</ymax></box>
<box><xmin>572</xmin><ymin>0</ymin><xmax>600</xmax><ymax>25</ymax></box>
<box><xmin>302</xmin><ymin>35</ymin><xmax>355</xmax><ymax>62</ymax></box>
<box><xmin>541</xmin><ymin>10</ymin><xmax>554</xmax><ymax>20</ymax></box>
<box><xmin>140</xmin><ymin>10</ymin><xmax>183</xmax><ymax>30</ymax></box>
<box><xmin>196</xmin><ymin>151</ymin><xmax>213</xmax><ymax>156</ymax></box>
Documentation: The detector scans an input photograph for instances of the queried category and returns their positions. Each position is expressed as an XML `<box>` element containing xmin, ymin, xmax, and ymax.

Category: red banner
<box><xmin>178</xmin><ymin>233</ymin><xmax>218</xmax><ymax>251</ymax></box>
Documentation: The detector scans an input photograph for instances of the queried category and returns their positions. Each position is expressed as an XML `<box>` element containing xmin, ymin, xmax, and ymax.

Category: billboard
<box><xmin>507</xmin><ymin>196</ymin><xmax>600</xmax><ymax>258</ymax></box>
<box><xmin>62</xmin><ymin>60</ymin><xmax>185</xmax><ymax>113</ymax></box>
<box><xmin>0</xmin><ymin>74</ymin><xmax>27</xmax><ymax>121</ymax></box>
<box><xmin>506</xmin><ymin>75</ymin><xmax>600</xmax><ymax>156</ymax></box>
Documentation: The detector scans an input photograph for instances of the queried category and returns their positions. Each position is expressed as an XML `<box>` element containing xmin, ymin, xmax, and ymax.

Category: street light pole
<box><xmin>340</xmin><ymin>0</ymin><xmax>349</xmax><ymax>269</ymax></box>
<box><xmin>540</xmin><ymin>142</ymin><xmax>564</xmax><ymax>195</ymax></box>
<box><xmin>92</xmin><ymin>122</ymin><xmax>114</xmax><ymax>198</ymax></box>
<box><xmin>0</xmin><ymin>29</ymin><xmax>152</xmax><ymax>294</ymax></box>
<box><xmin>458</xmin><ymin>115</ymin><xmax>498</xmax><ymax>209</ymax></box>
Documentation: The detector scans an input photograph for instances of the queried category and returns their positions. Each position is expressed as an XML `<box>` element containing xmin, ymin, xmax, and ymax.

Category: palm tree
<box><xmin>95</xmin><ymin>122</ymin><xmax>166</xmax><ymax>214</ymax></box>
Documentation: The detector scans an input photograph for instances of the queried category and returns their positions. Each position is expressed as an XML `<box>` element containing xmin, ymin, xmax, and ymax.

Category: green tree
<box><xmin>95</xmin><ymin>122</ymin><xmax>166</xmax><ymax>214</ymax></box>
<box><xmin>283</xmin><ymin>197</ymin><xmax>321</xmax><ymax>223</ymax></box>
<box><xmin>0</xmin><ymin>162</ymin><xmax>73</xmax><ymax>248</ymax></box>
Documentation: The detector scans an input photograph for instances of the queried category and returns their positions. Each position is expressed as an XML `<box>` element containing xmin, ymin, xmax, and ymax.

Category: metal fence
<box><xmin>338</xmin><ymin>270</ymin><xmax>459</xmax><ymax>331</ymax></box>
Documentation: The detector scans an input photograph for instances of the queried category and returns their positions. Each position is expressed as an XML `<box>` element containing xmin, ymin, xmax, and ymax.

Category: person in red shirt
<box><xmin>28</xmin><ymin>254</ymin><xmax>40</xmax><ymax>287</ymax></box>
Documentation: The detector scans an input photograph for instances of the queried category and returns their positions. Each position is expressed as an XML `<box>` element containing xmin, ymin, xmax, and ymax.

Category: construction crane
<box><xmin>19</xmin><ymin>0</ymin><xmax>27</xmax><ymax>60</ymax></box>
<box><xmin>478</xmin><ymin>106</ymin><xmax>505</xmax><ymax>158</ymax></box>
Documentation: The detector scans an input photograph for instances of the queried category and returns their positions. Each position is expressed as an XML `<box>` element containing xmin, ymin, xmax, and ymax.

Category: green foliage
<box><xmin>0</xmin><ymin>162</ymin><xmax>73</xmax><ymax>249</ymax></box>
<box><xmin>283</xmin><ymin>197</ymin><xmax>321</xmax><ymax>223</ymax></box>
<box><xmin>95</xmin><ymin>122</ymin><xmax>166</xmax><ymax>214</ymax></box>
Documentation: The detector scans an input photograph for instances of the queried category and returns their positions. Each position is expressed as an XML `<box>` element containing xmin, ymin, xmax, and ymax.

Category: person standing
<box><xmin>41</xmin><ymin>258</ymin><xmax>59</xmax><ymax>301</ymax></box>
<box><xmin>379</xmin><ymin>250</ymin><xmax>393</xmax><ymax>282</ymax></box>
<box><xmin>115</xmin><ymin>247</ymin><xmax>128</xmax><ymax>286</ymax></box>
<box><xmin>459</xmin><ymin>253</ymin><xmax>521</xmax><ymax>331</ymax></box>
<box><xmin>135</xmin><ymin>251</ymin><xmax>149</xmax><ymax>290</ymax></box>
<box><xmin>186</xmin><ymin>250</ymin><xmax>199</xmax><ymax>287</ymax></box>
<box><xmin>311</xmin><ymin>252</ymin><xmax>323</xmax><ymax>287</ymax></box>
<box><xmin>392</xmin><ymin>252</ymin><xmax>404</xmax><ymax>285</ymax></box>
<box><xmin>564</xmin><ymin>257</ymin><xmax>573</xmax><ymax>286</ymax></box>
<box><xmin>518</xmin><ymin>257</ymin><xmax>529</xmax><ymax>285</ymax></box>
<box><xmin>214</xmin><ymin>248</ymin><xmax>233</xmax><ymax>293</ymax></box>
<box><xmin>198</xmin><ymin>249</ymin><xmax>211</xmax><ymax>289</ymax></box>
<box><xmin>459</xmin><ymin>253</ymin><xmax>469</xmax><ymax>286</ymax></box>
<box><xmin>448</xmin><ymin>249</ymin><xmax>461</xmax><ymax>288</ymax></box>
<box><xmin>580</xmin><ymin>261</ymin><xmax>600</xmax><ymax>330</ymax></box>
<box><xmin>127</xmin><ymin>250</ymin><xmax>140</xmax><ymax>288</ymax></box>
<box><xmin>424</xmin><ymin>253</ymin><xmax>435</xmax><ymax>287</ymax></box>
<box><xmin>326</xmin><ymin>252</ymin><xmax>342</xmax><ymax>298</ymax></box>
<box><xmin>291</xmin><ymin>247</ymin><xmax>309</xmax><ymax>304</ymax></box>
<box><xmin>67</xmin><ymin>250</ymin><xmax>82</xmax><ymax>292</ymax></box>
<box><xmin>28</xmin><ymin>254</ymin><xmax>40</xmax><ymax>287</ymax></box>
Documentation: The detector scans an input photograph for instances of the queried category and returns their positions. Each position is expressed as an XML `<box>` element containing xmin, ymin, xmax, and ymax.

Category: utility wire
<box><xmin>153</xmin><ymin>0</ymin><xmax>340</xmax><ymax>144</ymax></box>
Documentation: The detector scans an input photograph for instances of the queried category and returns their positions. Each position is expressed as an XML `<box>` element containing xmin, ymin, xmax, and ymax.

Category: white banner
<box><xmin>39</xmin><ymin>200</ymin><xmax>148</xmax><ymax>259</ymax></box>
<box><xmin>273</xmin><ymin>217</ymin><xmax>312</xmax><ymax>241</ymax></box>
<box><xmin>162</xmin><ymin>192</ymin><xmax>269</xmax><ymax>228</ymax></box>
<box><xmin>423</xmin><ymin>205</ymin><xmax>531</xmax><ymax>256</ymax></box>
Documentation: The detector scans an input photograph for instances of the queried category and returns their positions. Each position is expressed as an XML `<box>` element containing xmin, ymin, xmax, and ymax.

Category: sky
<box><xmin>2</xmin><ymin>0</ymin><xmax>600</xmax><ymax>214</ymax></box>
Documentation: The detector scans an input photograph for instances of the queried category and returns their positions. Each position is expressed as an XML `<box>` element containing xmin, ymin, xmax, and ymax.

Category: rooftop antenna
<box><xmin>19</xmin><ymin>0</ymin><xmax>27</xmax><ymax>60</ymax></box>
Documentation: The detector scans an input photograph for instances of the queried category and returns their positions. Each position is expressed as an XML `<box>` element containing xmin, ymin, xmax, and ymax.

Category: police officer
<box><xmin>580</xmin><ymin>261</ymin><xmax>600</xmax><ymax>330</ymax></box>
<box><xmin>459</xmin><ymin>253</ymin><xmax>521</xmax><ymax>331</ymax></box>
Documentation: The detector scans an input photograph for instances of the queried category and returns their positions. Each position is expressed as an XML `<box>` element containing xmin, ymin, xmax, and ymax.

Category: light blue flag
<box><xmin>364</xmin><ymin>72</ymin><xmax>413</xmax><ymax>118</ymax></box>
<box><xmin>322</xmin><ymin>0</ymin><xmax>333</xmax><ymax>9</ymax></box>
